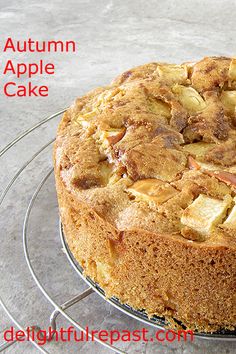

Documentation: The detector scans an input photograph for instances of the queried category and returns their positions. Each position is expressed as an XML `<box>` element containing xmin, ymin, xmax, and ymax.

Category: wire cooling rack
<box><xmin>0</xmin><ymin>109</ymin><xmax>236</xmax><ymax>353</ymax></box>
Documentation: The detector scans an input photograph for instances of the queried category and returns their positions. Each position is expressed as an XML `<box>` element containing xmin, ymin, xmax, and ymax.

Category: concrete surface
<box><xmin>0</xmin><ymin>0</ymin><xmax>236</xmax><ymax>353</ymax></box>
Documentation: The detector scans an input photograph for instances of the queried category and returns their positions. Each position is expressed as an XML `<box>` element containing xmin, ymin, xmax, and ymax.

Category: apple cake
<box><xmin>54</xmin><ymin>57</ymin><xmax>236</xmax><ymax>332</ymax></box>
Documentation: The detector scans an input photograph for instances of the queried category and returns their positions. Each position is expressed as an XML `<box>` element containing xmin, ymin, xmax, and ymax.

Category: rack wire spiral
<box><xmin>0</xmin><ymin>109</ymin><xmax>235</xmax><ymax>353</ymax></box>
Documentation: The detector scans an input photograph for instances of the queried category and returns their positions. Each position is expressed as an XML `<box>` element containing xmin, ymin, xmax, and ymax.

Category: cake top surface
<box><xmin>55</xmin><ymin>56</ymin><xmax>236</xmax><ymax>247</ymax></box>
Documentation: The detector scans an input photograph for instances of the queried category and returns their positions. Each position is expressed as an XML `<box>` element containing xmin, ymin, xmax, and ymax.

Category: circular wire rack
<box><xmin>0</xmin><ymin>109</ymin><xmax>236</xmax><ymax>353</ymax></box>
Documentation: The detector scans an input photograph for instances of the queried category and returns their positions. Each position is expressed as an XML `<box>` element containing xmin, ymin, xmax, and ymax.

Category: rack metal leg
<box><xmin>48</xmin><ymin>287</ymin><xmax>94</xmax><ymax>338</ymax></box>
<box><xmin>0</xmin><ymin>287</ymin><xmax>94</xmax><ymax>352</ymax></box>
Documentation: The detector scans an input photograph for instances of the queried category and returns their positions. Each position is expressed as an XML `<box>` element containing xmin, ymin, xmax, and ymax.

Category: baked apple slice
<box><xmin>100</xmin><ymin>128</ymin><xmax>126</xmax><ymax>147</ymax></box>
<box><xmin>187</xmin><ymin>157</ymin><xmax>224</xmax><ymax>172</ymax></box>
<box><xmin>223</xmin><ymin>198</ymin><xmax>236</xmax><ymax>228</ymax></box>
<box><xmin>188</xmin><ymin>156</ymin><xmax>201</xmax><ymax>170</ymax></box>
<box><xmin>96</xmin><ymin>261</ymin><xmax>111</xmax><ymax>285</ymax></box>
<box><xmin>207</xmin><ymin>170</ymin><xmax>236</xmax><ymax>188</ymax></box>
<box><xmin>148</xmin><ymin>97</ymin><xmax>171</xmax><ymax>118</ymax></box>
<box><xmin>93</xmin><ymin>127</ymin><xmax>126</xmax><ymax>155</ymax></box>
<box><xmin>128</xmin><ymin>178</ymin><xmax>178</xmax><ymax>205</ymax></box>
<box><xmin>181</xmin><ymin>194</ymin><xmax>231</xmax><ymax>237</ymax></box>
<box><xmin>172</xmin><ymin>84</ymin><xmax>206</xmax><ymax>113</ymax></box>
<box><xmin>229</xmin><ymin>58</ymin><xmax>236</xmax><ymax>80</ymax></box>
<box><xmin>100</xmin><ymin>161</ymin><xmax>125</xmax><ymax>185</ymax></box>
<box><xmin>221</xmin><ymin>90</ymin><xmax>236</xmax><ymax>116</ymax></box>
<box><xmin>183</xmin><ymin>142</ymin><xmax>215</xmax><ymax>158</ymax></box>
<box><xmin>185</xmin><ymin>143</ymin><xmax>236</xmax><ymax>188</ymax></box>
<box><xmin>155</xmin><ymin>64</ymin><xmax>188</xmax><ymax>84</ymax></box>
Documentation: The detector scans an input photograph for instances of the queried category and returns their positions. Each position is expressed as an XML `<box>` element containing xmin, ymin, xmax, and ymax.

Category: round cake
<box><xmin>54</xmin><ymin>56</ymin><xmax>236</xmax><ymax>332</ymax></box>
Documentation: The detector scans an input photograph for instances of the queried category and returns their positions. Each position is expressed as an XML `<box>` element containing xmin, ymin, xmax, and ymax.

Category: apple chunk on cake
<box><xmin>223</xmin><ymin>198</ymin><xmax>236</xmax><ymax>229</ymax></box>
<box><xmin>181</xmin><ymin>194</ymin><xmax>232</xmax><ymax>237</ymax></box>
<box><xmin>128</xmin><ymin>178</ymin><xmax>178</xmax><ymax>205</ymax></box>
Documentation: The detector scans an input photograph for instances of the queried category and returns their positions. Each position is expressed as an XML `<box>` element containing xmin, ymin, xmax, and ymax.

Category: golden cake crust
<box><xmin>54</xmin><ymin>57</ymin><xmax>236</xmax><ymax>332</ymax></box>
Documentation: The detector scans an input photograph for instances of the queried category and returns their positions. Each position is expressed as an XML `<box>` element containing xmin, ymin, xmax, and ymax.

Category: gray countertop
<box><xmin>0</xmin><ymin>0</ymin><xmax>236</xmax><ymax>353</ymax></box>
